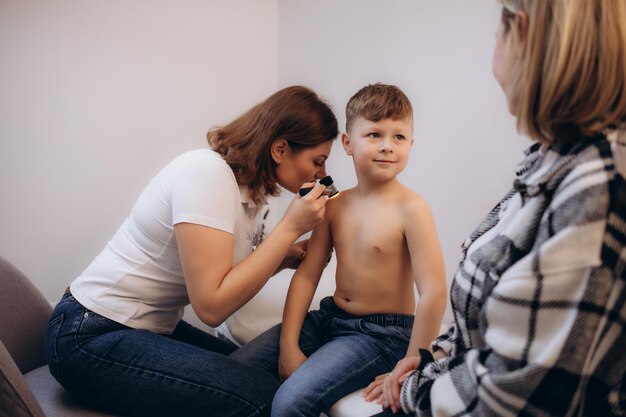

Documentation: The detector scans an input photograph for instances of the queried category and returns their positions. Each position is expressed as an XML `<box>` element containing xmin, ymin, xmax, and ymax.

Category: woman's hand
<box><xmin>274</xmin><ymin>239</ymin><xmax>332</xmax><ymax>275</ymax></box>
<box><xmin>281</xmin><ymin>183</ymin><xmax>328</xmax><ymax>237</ymax></box>
<box><xmin>278</xmin><ymin>347</ymin><xmax>307</xmax><ymax>382</ymax></box>
<box><xmin>381</xmin><ymin>356</ymin><xmax>421</xmax><ymax>413</ymax></box>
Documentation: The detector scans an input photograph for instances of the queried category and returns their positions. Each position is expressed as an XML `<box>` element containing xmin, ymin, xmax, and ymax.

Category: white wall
<box><xmin>276</xmin><ymin>1</ymin><xmax>530</xmax><ymax>320</ymax></box>
<box><xmin>1</xmin><ymin>1</ymin><xmax>532</xmax><ymax>324</ymax></box>
<box><xmin>0</xmin><ymin>0</ymin><xmax>278</xmax><ymax>300</ymax></box>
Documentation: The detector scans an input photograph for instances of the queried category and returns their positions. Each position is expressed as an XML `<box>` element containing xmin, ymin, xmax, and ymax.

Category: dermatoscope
<box><xmin>298</xmin><ymin>176</ymin><xmax>339</xmax><ymax>198</ymax></box>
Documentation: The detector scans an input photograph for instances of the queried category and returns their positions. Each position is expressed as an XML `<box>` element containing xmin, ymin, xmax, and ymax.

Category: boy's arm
<box><xmin>278</xmin><ymin>215</ymin><xmax>333</xmax><ymax>380</ymax></box>
<box><xmin>373</xmin><ymin>198</ymin><xmax>447</xmax><ymax>413</ymax></box>
<box><xmin>364</xmin><ymin>196</ymin><xmax>447</xmax><ymax>414</ymax></box>
<box><xmin>404</xmin><ymin>198</ymin><xmax>447</xmax><ymax>356</ymax></box>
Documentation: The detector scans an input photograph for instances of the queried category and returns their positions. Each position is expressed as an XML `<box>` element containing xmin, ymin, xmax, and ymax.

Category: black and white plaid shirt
<box><xmin>401</xmin><ymin>131</ymin><xmax>626</xmax><ymax>417</ymax></box>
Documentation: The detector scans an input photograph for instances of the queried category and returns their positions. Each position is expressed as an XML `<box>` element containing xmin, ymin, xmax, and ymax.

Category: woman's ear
<box><xmin>515</xmin><ymin>11</ymin><xmax>529</xmax><ymax>56</ymax></box>
<box><xmin>271</xmin><ymin>139</ymin><xmax>289</xmax><ymax>164</ymax></box>
<box><xmin>341</xmin><ymin>133</ymin><xmax>352</xmax><ymax>155</ymax></box>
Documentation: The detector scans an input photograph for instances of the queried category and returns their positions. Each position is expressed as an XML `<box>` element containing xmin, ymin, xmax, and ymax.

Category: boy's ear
<box><xmin>271</xmin><ymin>139</ymin><xmax>289</xmax><ymax>164</ymax></box>
<box><xmin>341</xmin><ymin>133</ymin><xmax>352</xmax><ymax>156</ymax></box>
<box><xmin>410</xmin><ymin>136</ymin><xmax>415</xmax><ymax>146</ymax></box>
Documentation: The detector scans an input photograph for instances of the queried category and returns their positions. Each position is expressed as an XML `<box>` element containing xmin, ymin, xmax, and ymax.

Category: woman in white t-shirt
<box><xmin>46</xmin><ymin>86</ymin><xmax>339</xmax><ymax>417</ymax></box>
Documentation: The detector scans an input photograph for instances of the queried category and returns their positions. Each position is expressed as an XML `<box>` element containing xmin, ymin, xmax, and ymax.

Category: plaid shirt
<box><xmin>401</xmin><ymin>131</ymin><xmax>626</xmax><ymax>417</ymax></box>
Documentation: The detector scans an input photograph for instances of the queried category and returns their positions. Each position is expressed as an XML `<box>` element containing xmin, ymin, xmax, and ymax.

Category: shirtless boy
<box><xmin>231</xmin><ymin>84</ymin><xmax>447</xmax><ymax>417</ymax></box>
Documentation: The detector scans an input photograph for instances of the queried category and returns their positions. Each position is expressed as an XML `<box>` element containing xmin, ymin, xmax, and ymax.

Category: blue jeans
<box><xmin>230</xmin><ymin>296</ymin><xmax>413</xmax><ymax>417</ymax></box>
<box><xmin>46</xmin><ymin>292</ymin><xmax>280</xmax><ymax>417</ymax></box>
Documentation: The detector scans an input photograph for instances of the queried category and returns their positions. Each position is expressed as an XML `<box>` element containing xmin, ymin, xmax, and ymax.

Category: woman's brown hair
<box><xmin>499</xmin><ymin>0</ymin><xmax>626</xmax><ymax>143</ymax></box>
<box><xmin>208</xmin><ymin>86</ymin><xmax>338</xmax><ymax>204</ymax></box>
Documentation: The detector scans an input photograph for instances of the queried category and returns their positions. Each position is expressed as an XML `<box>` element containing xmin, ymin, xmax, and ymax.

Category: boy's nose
<box><xmin>379</xmin><ymin>139</ymin><xmax>392</xmax><ymax>152</ymax></box>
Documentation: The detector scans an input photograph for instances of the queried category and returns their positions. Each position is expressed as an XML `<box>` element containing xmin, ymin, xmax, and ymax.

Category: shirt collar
<box><xmin>513</xmin><ymin>135</ymin><xmax>612</xmax><ymax>198</ymax></box>
<box><xmin>239</xmin><ymin>186</ymin><xmax>256</xmax><ymax>208</ymax></box>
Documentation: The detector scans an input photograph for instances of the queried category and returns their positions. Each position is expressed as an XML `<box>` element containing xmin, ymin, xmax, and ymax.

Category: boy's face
<box><xmin>342</xmin><ymin>116</ymin><xmax>413</xmax><ymax>181</ymax></box>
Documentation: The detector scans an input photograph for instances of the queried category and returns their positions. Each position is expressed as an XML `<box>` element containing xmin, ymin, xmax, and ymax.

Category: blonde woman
<box><xmin>46</xmin><ymin>86</ymin><xmax>338</xmax><ymax>417</ymax></box>
<box><xmin>369</xmin><ymin>1</ymin><xmax>626</xmax><ymax>415</ymax></box>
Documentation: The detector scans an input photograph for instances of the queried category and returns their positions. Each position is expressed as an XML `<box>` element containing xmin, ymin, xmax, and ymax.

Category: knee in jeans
<box><xmin>272</xmin><ymin>383</ymin><xmax>315</xmax><ymax>417</ymax></box>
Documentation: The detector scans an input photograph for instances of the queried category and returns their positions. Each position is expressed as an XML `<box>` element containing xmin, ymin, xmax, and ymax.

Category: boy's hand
<box><xmin>278</xmin><ymin>348</ymin><xmax>307</xmax><ymax>382</ymax></box>
<box><xmin>380</xmin><ymin>356</ymin><xmax>421</xmax><ymax>413</ymax></box>
<box><xmin>274</xmin><ymin>239</ymin><xmax>309</xmax><ymax>274</ymax></box>
<box><xmin>362</xmin><ymin>373</ymin><xmax>387</xmax><ymax>403</ymax></box>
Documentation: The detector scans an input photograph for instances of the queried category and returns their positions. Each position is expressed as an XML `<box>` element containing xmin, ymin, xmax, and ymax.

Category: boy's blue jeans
<box><xmin>230</xmin><ymin>296</ymin><xmax>413</xmax><ymax>417</ymax></box>
<box><xmin>46</xmin><ymin>292</ymin><xmax>280</xmax><ymax>417</ymax></box>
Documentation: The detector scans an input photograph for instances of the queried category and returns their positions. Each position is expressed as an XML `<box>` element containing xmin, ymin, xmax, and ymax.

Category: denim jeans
<box><xmin>230</xmin><ymin>296</ymin><xmax>413</xmax><ymax>417</ymax></box>
<box><xmin>371</xmin><ymin>410</ymin><xmax>410</xmax><ymax>416</ymax></box>
<box><xmin>46</xmin><ymin>292</ymin><xmax>280</xmax><ymax>417</ymax></box>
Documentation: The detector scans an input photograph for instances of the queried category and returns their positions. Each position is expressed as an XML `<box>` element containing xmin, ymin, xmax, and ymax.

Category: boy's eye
<box><xmin>367</xmin><ymin>132</ymin><xmax>380</xmax><ymax>139</ymax></box>
<box><xmin>395</xmin><ymin>135</ymin><xmax>406</xmax><ymax>141</ymax></box>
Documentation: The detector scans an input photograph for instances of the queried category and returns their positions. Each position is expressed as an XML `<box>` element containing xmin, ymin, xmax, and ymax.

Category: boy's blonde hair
<box><xmin>345</xmin><ymin>83</ymin><xmax>413</xmax><ymax>132</ymax></box>
<box><xmin>499</xmin><ymin>0</ymin><xmax>626</xmax><ymax>143</ymax></box>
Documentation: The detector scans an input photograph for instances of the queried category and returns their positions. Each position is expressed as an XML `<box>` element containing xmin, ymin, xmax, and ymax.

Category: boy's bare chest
<box><xmin>331</xmin><ymin>204</ymin><xmax>406</xmax><ymax>255</ymax></box>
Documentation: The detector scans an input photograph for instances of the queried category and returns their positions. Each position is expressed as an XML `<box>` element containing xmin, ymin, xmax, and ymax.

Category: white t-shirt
<box><xmin>71</xmin><ymin>149</ymin><xmax>262</xmax><ymax>334</ymax></box>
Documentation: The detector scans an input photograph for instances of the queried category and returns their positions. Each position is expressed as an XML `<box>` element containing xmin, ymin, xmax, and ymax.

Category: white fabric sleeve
<box><xmin>171</xmin><ymin>158</ymin><xmax>239</xmax><ymax>233</ymax></box>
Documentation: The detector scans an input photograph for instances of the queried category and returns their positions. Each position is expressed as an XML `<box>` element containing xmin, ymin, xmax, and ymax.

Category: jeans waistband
<box><xmin>320</xmin><ymin>296</ymin><xmax>414</xmax><ymax>328</ymax></box>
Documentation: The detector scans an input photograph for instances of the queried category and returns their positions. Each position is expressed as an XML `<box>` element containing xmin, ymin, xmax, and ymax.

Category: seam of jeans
<box><xmin>357</xmin><ymin>320</ymin><xmax>397</xmax><ymax>353</ymax></box>
<box><xmin>71</xmin><ymin>304</ymin><xmax>89</xmax><ymax>349</ymax></box>
<box><xmin>47</xmin><ymin>314</ymin><xmax>64</xmax><ymax>379</ymax></box>
<box><xmin>73</xmin><ymin>343</ymin><xmax>265</xmax><ymax>415</ymax></box>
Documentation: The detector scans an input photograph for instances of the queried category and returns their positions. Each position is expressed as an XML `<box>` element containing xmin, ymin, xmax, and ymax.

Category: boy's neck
<box><xmin>354</xmin><ymin>176</ymin><xmax>401</xmax><ymax>196</ymax></box>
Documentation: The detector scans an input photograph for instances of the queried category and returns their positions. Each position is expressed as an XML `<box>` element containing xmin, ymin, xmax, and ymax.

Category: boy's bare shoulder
<box><xmin>397</xmin><ymin>184</ymin><xmax>433</xmax><ymax>218</ymax></box>
<box><xmin>326</xmin><ymin>187</ymin><xmax>356</xmax><ymax>206</ymax></box>
<box><xmin>324</xmin><ymin>187</ymin><xmax>355</xmax><ymax>216</ymax></box>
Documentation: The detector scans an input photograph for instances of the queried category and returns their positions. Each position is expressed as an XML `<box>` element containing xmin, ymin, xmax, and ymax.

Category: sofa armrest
<box><xmin>0</xmin><ymin>339</ymin><xmax>46</xmax><ymax>417</ymax></box>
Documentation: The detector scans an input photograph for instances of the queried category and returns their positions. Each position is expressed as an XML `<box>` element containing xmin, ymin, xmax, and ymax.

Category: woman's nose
<box><xmin>316</xmin><ymin>165</ymin><xmax>327</xmax><ymax>179</ymax></box>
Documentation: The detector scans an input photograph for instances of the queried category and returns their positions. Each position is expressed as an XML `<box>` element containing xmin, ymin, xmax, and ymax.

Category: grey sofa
<box><xmin>0</xmin><ymin>256</ymin><xmax>121</xmax><ymax>417</ymax></box>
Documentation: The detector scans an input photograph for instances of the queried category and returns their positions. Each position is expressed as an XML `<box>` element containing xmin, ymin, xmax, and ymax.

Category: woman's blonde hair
<box><xmin>499</xmin><ymin>0</ymin><xmax>626</xmax><ymax>143</ymax></box>
<box><xmin>207</xmin><ymin>86</ymin><xmax>338</xmax><ymax>204</ymax></box>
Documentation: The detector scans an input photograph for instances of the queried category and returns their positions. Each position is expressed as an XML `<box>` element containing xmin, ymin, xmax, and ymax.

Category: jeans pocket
<box><xmin>387</xmin><ymin>325</ymin><xmax>412</xmax><ymax>343</ymax></box>
<box><xmin>76</xmin><ymin>308</ymin><xmax>127</xmax><ymax>346</ymax></box>
<box><xmin>356</xmin><ymin>320</ymin><xmax>397</xmax><ymax>346</ymax></box>
<box><xmin>46</xmin><ymin>313</ymin><xmax>64</xmax><ymax>379</ymax></box>
<box><xmin>357</xmin><ymin>320</ymin><xmax>388</xmax><ymax>336</ymax></box>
